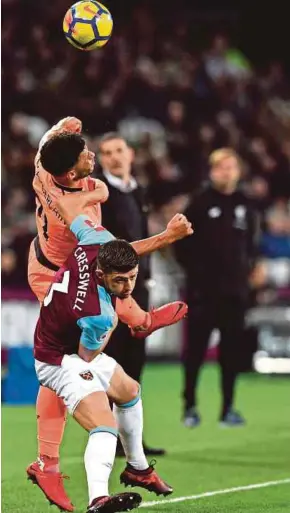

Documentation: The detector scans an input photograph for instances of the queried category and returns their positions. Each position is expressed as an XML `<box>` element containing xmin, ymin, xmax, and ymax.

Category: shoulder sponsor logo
<box><xmin>85</xmin><ymin>219</ymin><xmax>106</xmax><ymax>231</ymax></box>
<box><xmin>99</xmin><ymin>332</ymin><xmax>108</xmax><ymax>341</ymax></box>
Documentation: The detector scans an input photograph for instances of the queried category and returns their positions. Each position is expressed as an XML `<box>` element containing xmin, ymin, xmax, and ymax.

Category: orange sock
<box><xmin>37</xmin><ymin>386</ymin><xmax>67</xmax><ymax>460</ymax></box>
<box><xmin>116</xmin><ymin>296</ymin><xmax>150</xmax><ymax>329</ymax></box>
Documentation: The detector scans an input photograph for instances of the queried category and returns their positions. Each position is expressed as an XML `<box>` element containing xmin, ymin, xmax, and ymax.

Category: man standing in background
<box><xmin>98</xmin><ymin>132</ymin><xmax>165</xmax><ymax>455</ymax></box>
<box><xmin>175</xmin><ymin>148</ymin><xmax>257</xmax><ymax>427</ymax></box>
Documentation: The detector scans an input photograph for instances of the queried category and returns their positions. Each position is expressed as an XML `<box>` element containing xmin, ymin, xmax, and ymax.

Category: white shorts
<box><xmin>35</xmin><ymin>353</ymin><xmax>117</xmax><ymax>415</ymax></box>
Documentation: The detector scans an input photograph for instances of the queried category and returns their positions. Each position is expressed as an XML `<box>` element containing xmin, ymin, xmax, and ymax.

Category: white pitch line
<box><xmin>140</xmin><ymin>478</ymin><xmax>290</xmax><ymax>508</ymax></box>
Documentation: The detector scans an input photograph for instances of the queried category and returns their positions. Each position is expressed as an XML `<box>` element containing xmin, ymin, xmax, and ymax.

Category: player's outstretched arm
<box><xmin>58</xmin><ymin>199</ymin><xmax>193</xmax><ymax>255</ymax></box>
<box><xmin>131</xmin><ymin>213</ymin><xmax>193</xmax><ymax>256</ymax></box>
<box><xmin>55</xmin><ymin>183</ymin><xmax>109</xmax><ymax>226</ymax></box>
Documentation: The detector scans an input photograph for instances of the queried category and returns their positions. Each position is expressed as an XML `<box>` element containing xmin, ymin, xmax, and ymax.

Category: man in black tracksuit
<box><xmin>97</xmin><ymin>132</ymin><xmax>165</xmax><ymax>455</ymax></box>
<box><xmin>175</xmin><ymin>148</ymin><xmax>257</xmax><ymax>427</ymax></box>
<box><xmin>99</xmin><ymin>159</ymin><xmax>150</xmax><ymax>384</ymax></box>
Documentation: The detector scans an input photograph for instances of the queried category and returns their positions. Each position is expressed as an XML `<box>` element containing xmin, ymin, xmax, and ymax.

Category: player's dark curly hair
<box><xmin>97</xmin><ymin>239</ymin><xmax>139</xmax><ymax>274</ymax></box>
<box><xmin>39</xmin><ymin>133</ymin><xmax>86</xmax><ymax>176</ymax></box>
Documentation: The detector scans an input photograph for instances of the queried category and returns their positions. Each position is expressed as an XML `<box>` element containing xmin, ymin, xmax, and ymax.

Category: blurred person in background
<box><xmin>98</xmin><ymin>132</ymin><xmax>166</xmax><ymax>456</ymax></box>
<box><xmin>252</xmin><ymin>204</ymin><xmax>290</xmax><ymax>299</ymax></box>
<box><xmin>204</xmin><ymin>33</ymin><xmax>252</xmax><ymax>84</ymax></box>
<box><xmin>175</xmin><ymin>148</ymin><xmax>258</xmax><ymax>427</ymax></box>
<box><xmin>260</xmin><ymin>204</ymin><xmax>290</xmax><ymax>261</ymax></box>
<box><xmin>1</xmin><ymin>248</ymin><xmax>18</xmax><ymax>287</ymax></box>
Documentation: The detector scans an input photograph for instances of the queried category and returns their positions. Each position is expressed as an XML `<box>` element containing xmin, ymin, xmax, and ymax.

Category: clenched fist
<box><xmin>166</xmin><ymin>213</ymin><xmax>193</xmax><ymax>242</ymax></box>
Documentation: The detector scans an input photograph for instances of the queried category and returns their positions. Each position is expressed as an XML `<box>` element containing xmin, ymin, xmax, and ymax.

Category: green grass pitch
<box><xmin>2</xmin><ymin>364</ymin><xmax>290</xmax><ymax>512</ymax></box>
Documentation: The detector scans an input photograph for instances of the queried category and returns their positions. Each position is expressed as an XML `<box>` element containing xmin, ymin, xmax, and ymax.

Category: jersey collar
<box><xmin>53</xmin><ymin>179</ymin><xmax>83</xmax><ymax>193</ymax></box>
<box><xmin>103</xmin><ymin>169</ymin><xmax>137</xmax><ymax>193</ymax></box>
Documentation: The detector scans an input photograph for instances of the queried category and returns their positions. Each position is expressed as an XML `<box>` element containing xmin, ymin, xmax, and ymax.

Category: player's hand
<box><xmin>166</xmin><ymin>213</ymin><xmax>193</xmax><ymax>242</ymax></box>
<box><xmin>37</xmin><ymin>117</ymin><xmax>83</xmax><ymax>156</ymax></box>
<box><xmin>54</xmin><ymin>117</ymin><xmax>82</xmax><ymax>134</ymax></box>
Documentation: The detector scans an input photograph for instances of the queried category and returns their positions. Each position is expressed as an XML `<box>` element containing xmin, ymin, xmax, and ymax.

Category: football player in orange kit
<box><xmin>26</xmin><ymin>117</ymin><xmax>192</xmax><ymax>511</ymax></box>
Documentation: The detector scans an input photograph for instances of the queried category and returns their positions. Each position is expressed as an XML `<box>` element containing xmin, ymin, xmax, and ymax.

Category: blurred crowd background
<box><xmin>2</xmin><ymin>0</ymin><xmax>290</xmax><ymax>302</ymax></box>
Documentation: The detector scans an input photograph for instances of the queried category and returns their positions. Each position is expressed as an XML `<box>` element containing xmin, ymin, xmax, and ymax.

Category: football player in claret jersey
<box><xmin>31</xmin><ymin>191</ymin><xmax>190</xmax><ymax>512</ymax></box>
<box><xmin>27</xmin><ymin>118</ymin><xmax>192</xmax><ymax>511</ymax></box>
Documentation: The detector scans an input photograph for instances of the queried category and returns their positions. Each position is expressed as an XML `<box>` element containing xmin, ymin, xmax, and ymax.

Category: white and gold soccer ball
<box><xmin>63</xmin><ymin>1</ymin><xmax>113</xmax><ymax>51</ymax></box>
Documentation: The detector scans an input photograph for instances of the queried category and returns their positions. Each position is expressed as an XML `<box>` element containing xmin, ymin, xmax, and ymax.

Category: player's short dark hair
<box><xmin>98</xmin><ymin>132</ymin><xmax>126</xmax><ymax>150</ymax></box>
<box><xmin>40</xmin><ymin>133</ymin><xmax>86</xmax><ymax>176</ymax></box>
<box><xmin>97</xmin><ymin>239</ymin><xmax>139</xmax><ymax>274</ymax></box>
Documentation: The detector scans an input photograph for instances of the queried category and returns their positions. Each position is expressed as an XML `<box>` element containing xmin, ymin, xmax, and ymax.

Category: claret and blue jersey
<box><xmin>34</xmin><ymin>215</ymin><xmax>116</xmax><ymax>365</ymax></box>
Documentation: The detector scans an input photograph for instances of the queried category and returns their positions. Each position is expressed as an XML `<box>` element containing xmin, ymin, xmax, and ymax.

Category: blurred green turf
<box><xmin>2</xmin><ymin>364</ymin><xmax>290</xmax><ymax>512</ymax></box>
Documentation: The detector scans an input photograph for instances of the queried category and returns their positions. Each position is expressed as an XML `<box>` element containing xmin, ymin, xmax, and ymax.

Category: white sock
<box><xmin>113</xmin><ymin>398</ymin><xmax>148</xmax><ymax>470</ymax></box>
<box><xmin>84</xmin><ymin>430</ymin><xmax>117</xmax><ymax>504</ymax></box>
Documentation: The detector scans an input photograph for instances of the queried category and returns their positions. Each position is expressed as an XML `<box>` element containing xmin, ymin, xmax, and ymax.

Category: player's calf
<box><xmin>108</xmin><ymin>366</ymin><xmax>149</xmax><ymax>471</ymax></box>
<box><xmin>73</xmin><ymin>392</ymin><xmax>119</xmax><ymax>504</ymax></box>
<box><xmin>109</xmin><ymin>367</ymin><xmax>172</xmax><ymax>496</ymax></box>
<box><xmin>78</xmin><ymin>390</ymin><xmax>142</xmax><ymax>512</ymax></box>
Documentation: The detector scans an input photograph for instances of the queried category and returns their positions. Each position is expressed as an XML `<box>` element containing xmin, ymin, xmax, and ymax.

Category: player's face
<box><xmin>72</xmin><ymin>146</ymin><xmax>95</xmax><ymax>180</ymax></box>
<box><xmin>99</xmin><ymin>139</ymin><xmax>134</xmax><ymax>177</ymax></box>
<box><xmin>210</xmin><ymin>157</ymin><xmax>240</xmax><ymax>192</ymax></box>
<box><xmin>100</xmin><ymin>266</ymin><xmax>139</xmax><ymax>299</ymax></box>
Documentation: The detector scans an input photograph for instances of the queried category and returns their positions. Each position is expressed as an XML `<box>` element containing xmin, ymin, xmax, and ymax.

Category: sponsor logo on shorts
<box><xmin>79</xmin><ymin>370</ymin><xmax>94</xmax><ymax>381</ymax></box>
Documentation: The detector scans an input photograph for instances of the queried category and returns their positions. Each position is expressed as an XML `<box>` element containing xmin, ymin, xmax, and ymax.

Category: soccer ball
<box><xmin>63</xmin><ymin>1</ymin><xmax>113</xmax><ymax>51</ymax></box>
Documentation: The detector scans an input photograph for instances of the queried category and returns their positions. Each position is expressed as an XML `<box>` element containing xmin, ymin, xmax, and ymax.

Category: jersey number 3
<box><xmin>43</xmin><ymin>270</ymin><xmax>70</xmax><ymax>307</ymax></box>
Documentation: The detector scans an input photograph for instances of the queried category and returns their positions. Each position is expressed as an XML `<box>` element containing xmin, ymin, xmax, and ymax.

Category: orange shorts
<box><xmin>28</xmin><ymin>240</ymin><xmax>56</xmax><ymax>303</ymax></box>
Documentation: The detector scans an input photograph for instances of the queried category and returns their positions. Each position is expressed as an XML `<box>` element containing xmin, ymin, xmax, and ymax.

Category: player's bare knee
<box><xmin>116</xmin><ymin>379</ymin><xmax>140</xmax><ymax>408</ymax></box>
<box><xmin>73</xmin><ymin>391</ymin><xmax>117</xmax><ymax>431</ymax></box>
<box><xmin>74</xmin><ymin>406</ymin><xmax>117</xmax><ymax>432</ymax></box>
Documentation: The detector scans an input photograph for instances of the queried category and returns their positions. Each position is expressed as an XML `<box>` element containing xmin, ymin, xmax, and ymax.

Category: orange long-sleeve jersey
<box><xmin>33</xmin><ymin>162</ymin><xmax>102</xmax><ymax>268</ymax></box>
